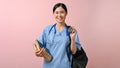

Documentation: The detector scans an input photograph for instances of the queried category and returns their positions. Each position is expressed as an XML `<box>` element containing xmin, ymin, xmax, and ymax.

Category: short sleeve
<box><xmin>37</xmin><ymin>28</ymin><xmax>47</xmax><ymax>47</ymax></box>
<box><xmin>37</xmin><ymin>25</ymin><xmax>52</xmax><ymax>47</ymax></box>
<box><xmin>75</xmin><ymin>32</ymin><xmax>81</xmax><ymax>50</ymax></box>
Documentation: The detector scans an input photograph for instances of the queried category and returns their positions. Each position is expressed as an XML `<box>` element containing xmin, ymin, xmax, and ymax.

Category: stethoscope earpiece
<box><xmin>68</xmin><ymin>26</ymin><xmax>73</xmax><ymax>33</ymax></box>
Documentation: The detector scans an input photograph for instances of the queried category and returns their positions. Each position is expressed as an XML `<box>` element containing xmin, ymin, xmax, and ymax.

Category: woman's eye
<box><xmin>61</xmin><ymin>11</ymin><xmax>65</xmax><ymax>13</ymax></box>
<box><xmin>55</xmin><ymin>11</ymin><xmax>65</xmax><ymax>14</ymax></box>
<box><xmin>55</xmin><ymin>12</ymin><xmax>58</xmax><ymax>14</ymax></box>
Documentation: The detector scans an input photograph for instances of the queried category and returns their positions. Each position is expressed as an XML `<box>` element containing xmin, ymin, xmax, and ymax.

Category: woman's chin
<box><xmin>56</xmin><ymin>20</ymin><xmax>64</xmax><ymax>23</ymax></box>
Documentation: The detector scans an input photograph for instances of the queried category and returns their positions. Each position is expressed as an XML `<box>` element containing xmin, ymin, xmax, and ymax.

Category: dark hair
<box><xmin>53</xmin><ymin>3</ymin><xmax>67</xmax><ymax>13</ymax></box>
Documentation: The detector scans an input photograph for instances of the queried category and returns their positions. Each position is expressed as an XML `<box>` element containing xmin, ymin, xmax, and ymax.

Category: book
<box><xmin>34</xmin><ymin>40</ymin><xmax>52</xmax><ymax>62</ymax></box>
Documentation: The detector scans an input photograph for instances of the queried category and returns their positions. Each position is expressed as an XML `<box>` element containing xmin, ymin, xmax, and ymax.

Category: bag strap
<box><xmin>66</xmin><ymin>26</ymin><xmax>72</xmax><ymax>62</ymax></box>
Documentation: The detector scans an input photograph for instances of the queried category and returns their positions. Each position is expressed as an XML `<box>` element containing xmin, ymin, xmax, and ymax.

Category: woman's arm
<box><xmin>69</xmin><ymin>27</ymin><xmax>77</xmax><ymax>54</ymax></box>
<box><xmin>70</xmin><ymin>37</ymin><xmax>77</xmax><ymax>54</ymax></box>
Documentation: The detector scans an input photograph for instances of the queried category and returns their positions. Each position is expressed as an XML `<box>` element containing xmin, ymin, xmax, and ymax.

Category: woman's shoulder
<box><xmin>44</xmin><ymin>24</ymin><xmax>54</xmax><ymax>30</ymax></box>
<box><xmin>43</xmin><ymin>24</ymin><xmax>55</xmax><ymax>32</ymax></box>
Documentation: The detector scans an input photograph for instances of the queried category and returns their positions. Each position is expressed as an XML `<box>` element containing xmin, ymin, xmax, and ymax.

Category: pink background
<box><xmin>0</xmin><ymin>0</ymin><xmax>120</xmax><ymax>68</ymax></box>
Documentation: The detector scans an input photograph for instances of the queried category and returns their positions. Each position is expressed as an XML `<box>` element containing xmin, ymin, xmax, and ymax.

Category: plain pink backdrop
<box><xmin>0</xmin><ymin>0</ymin><xmax>120</xmax><ymax>68</ymax></box>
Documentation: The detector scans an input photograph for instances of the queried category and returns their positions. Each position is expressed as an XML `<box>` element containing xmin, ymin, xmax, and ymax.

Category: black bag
<box><xmin>67</xmin><ymin>26</ymin><xmax>88</xmax><ymax>68</ymax></box>
<box><xmin>71</xmin><ymin>47</ymin><xmax>88</xmax><ymax>68</ymax></box>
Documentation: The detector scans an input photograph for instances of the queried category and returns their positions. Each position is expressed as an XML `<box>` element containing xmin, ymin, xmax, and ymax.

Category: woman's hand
<box><xmin>69</xmin><ymin>26</ymin><xmax>76</xmax><ymax>39</ymax></box>
<box><xmin>35</xmin><ymin>48</ymin><xmax>45</xmax><ymax>57</ymax></box>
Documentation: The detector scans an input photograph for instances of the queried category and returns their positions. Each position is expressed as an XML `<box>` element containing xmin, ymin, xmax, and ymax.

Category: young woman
<box><xmin>35</xmin><ymin>3</ymin><xmax>81</xmax><ymax>68</ymax></box>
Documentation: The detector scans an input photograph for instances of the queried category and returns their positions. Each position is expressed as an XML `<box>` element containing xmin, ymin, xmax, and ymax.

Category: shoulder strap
<box><xmin>66</xmin><ymin>25</ymin><xmax>72</xmax><ymax>62</ymax></box>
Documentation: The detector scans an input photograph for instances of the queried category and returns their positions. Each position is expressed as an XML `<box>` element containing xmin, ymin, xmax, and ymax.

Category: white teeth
<box><xmin>58</xmin><ymin>18</ymin><xmax>62</xmax><ymax>19</ymax></box>
<box><xmin>58</xmin><ymin>18</ymin><xmax>61</xmax><ymax>20</ymax></box>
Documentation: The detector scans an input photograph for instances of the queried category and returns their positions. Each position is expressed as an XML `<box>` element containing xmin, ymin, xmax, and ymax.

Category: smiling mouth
<box><xmin>58</xmin><ymin>18</ymin><xmax>62</xmax><ymax>20</ymax></box>
<box><xmin>57</xmin><ymin>17</ymin><xmax>63</xmax><ymax>20</ymax></box>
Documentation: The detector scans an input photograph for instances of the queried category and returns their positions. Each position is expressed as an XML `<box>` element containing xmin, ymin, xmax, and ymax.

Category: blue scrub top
<box><xmin>38</xmin><ymin>24</ymin><xmax>81</xmax><ymax>68</ymax></box>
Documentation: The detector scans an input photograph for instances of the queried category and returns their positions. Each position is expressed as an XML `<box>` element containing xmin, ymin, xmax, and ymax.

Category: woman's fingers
<box><xmin>39</xmin><ymin>48</ymin><xmax>45</xmax><ymax>57</ymax></box>
<box><xmin>35</xmin><ymin>48</ymin><xmax>45</xmax><ymax>57</ymax></box>
<box><xmin>70</xmin><ymin>26</ymin><xmax>76</xmax><ymax>33</ymax></box>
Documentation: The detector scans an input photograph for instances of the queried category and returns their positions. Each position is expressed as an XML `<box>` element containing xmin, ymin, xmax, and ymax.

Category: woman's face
<box><xmin>53</xmin><ymin>7</ymin><xmax>67</xmax><ymax>24</ymax></box>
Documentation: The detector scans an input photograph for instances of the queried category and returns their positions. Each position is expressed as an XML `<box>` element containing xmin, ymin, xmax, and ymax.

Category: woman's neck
<box><xmin>56</xmin><ymin>22</ymin><xmax>65</xmax><ymax>26</ymax></box>
<box><xmin>56</xmin><ymin>22</ymin><xmax>66</xmax><ymax>32</ymax></box>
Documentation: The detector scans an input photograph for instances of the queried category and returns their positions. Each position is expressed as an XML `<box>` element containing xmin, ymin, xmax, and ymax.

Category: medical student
<box><xmin>35</xmin><ymin>3</ymin><xmax>81</xmax><ymax>68</ymax></box>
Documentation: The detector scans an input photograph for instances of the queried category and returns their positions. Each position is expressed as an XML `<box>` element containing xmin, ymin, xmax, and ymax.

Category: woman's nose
<box><xmin>58</xmin><ymin>13</ymin><xmax>62</xmax><ymax>16</ymax></box>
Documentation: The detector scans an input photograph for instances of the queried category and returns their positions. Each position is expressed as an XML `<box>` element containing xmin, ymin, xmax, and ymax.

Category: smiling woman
<box><xmin>53</xmin><ymin>3</ymin><xmax>67</xmax><ymax>25</ymax></box>
<box><xmin>34</xmin><ymin>3</ymin><xmax>81</xmax><ymax>68</ymax></box>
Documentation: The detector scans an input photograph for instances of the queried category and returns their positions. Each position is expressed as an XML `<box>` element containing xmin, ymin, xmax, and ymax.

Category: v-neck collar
<box><xmin>55</xmin><ymin>25</ymin><xmax>66</xmax><ymax>34</ymax></box>
<box><xmin>50</xmin><ymin>23</ymin><xmax>70</xmax><ymax>36</ymax></box>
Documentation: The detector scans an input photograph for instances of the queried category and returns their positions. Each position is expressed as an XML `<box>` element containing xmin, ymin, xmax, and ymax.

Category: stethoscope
<box><xmin>48</xmin><ymin>23</ymin><xmax>70</xmax><ymax>36</ymax></box>
<box><xmin>48</xmin><ymin>23</ymin><xmax>72</xmax><ymax>61</ymax></box>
